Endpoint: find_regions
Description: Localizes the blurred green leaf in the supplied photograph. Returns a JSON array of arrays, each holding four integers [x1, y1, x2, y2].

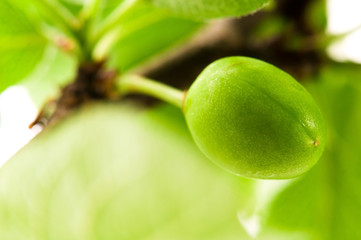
[[0, 0, 46, 92], [59, 0, 84, 17], [307, 0, 327, 33], [21, 44, 77, 107], [0, 1, 40, 36], [106, 5, 202, 72], [149, 0, 269, 20], [0, 103, 259, 239], [252, 15, 286, 40], [101, 0, 125, 20], [0, 46, 46, 93], [259, 64, 361, 239]]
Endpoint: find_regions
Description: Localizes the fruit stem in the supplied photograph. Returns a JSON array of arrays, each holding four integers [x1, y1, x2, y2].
[[90, 0, 140, 52], [117, 74, 184, 108]]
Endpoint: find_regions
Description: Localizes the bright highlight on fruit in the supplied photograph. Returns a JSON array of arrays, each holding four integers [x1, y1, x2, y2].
[[118, 56, 326, 179]]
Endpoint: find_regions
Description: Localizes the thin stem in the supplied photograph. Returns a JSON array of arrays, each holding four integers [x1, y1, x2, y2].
[[49, 0, 80, 28], [90, 0, 140, 48], [92, 10, 165, 60], [79, 0, 103, 41], [33, 0, 80, 30], [329, 22, 361, 39], [93, 28, 122, 60], [117, 74, 185, 109], [321, 22, 361, 50], [40, 23, 83, 59], [31, 0, 84, 59], [18, 3, 82, 59], [79, 0, 101, 25]]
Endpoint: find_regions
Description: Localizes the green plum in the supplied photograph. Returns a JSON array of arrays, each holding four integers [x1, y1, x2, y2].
[[183, 56, 326, 179]]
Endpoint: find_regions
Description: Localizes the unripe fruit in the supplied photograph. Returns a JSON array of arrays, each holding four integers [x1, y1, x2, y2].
[[183, 56, 326, 179]]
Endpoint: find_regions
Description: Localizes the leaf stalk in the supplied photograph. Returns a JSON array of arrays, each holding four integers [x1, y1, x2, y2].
[[117, 74, 185, 108]]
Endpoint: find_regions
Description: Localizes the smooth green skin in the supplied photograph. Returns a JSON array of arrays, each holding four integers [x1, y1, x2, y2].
[[184, 57, 326, 179]]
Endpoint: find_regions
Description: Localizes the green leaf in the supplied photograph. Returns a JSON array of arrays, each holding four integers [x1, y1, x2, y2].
[[259, 64, 361, 239], [0, 1, 39, 35], [59, 0, 84, 17], [0, 46, 46, 93], [100, 0, 125, 20], [0, 104, 258, 239], [106, 5, 202, 72], [0, 0, 46, 92], [21, 44, 77, 107], [149, 0, 270, 20]]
